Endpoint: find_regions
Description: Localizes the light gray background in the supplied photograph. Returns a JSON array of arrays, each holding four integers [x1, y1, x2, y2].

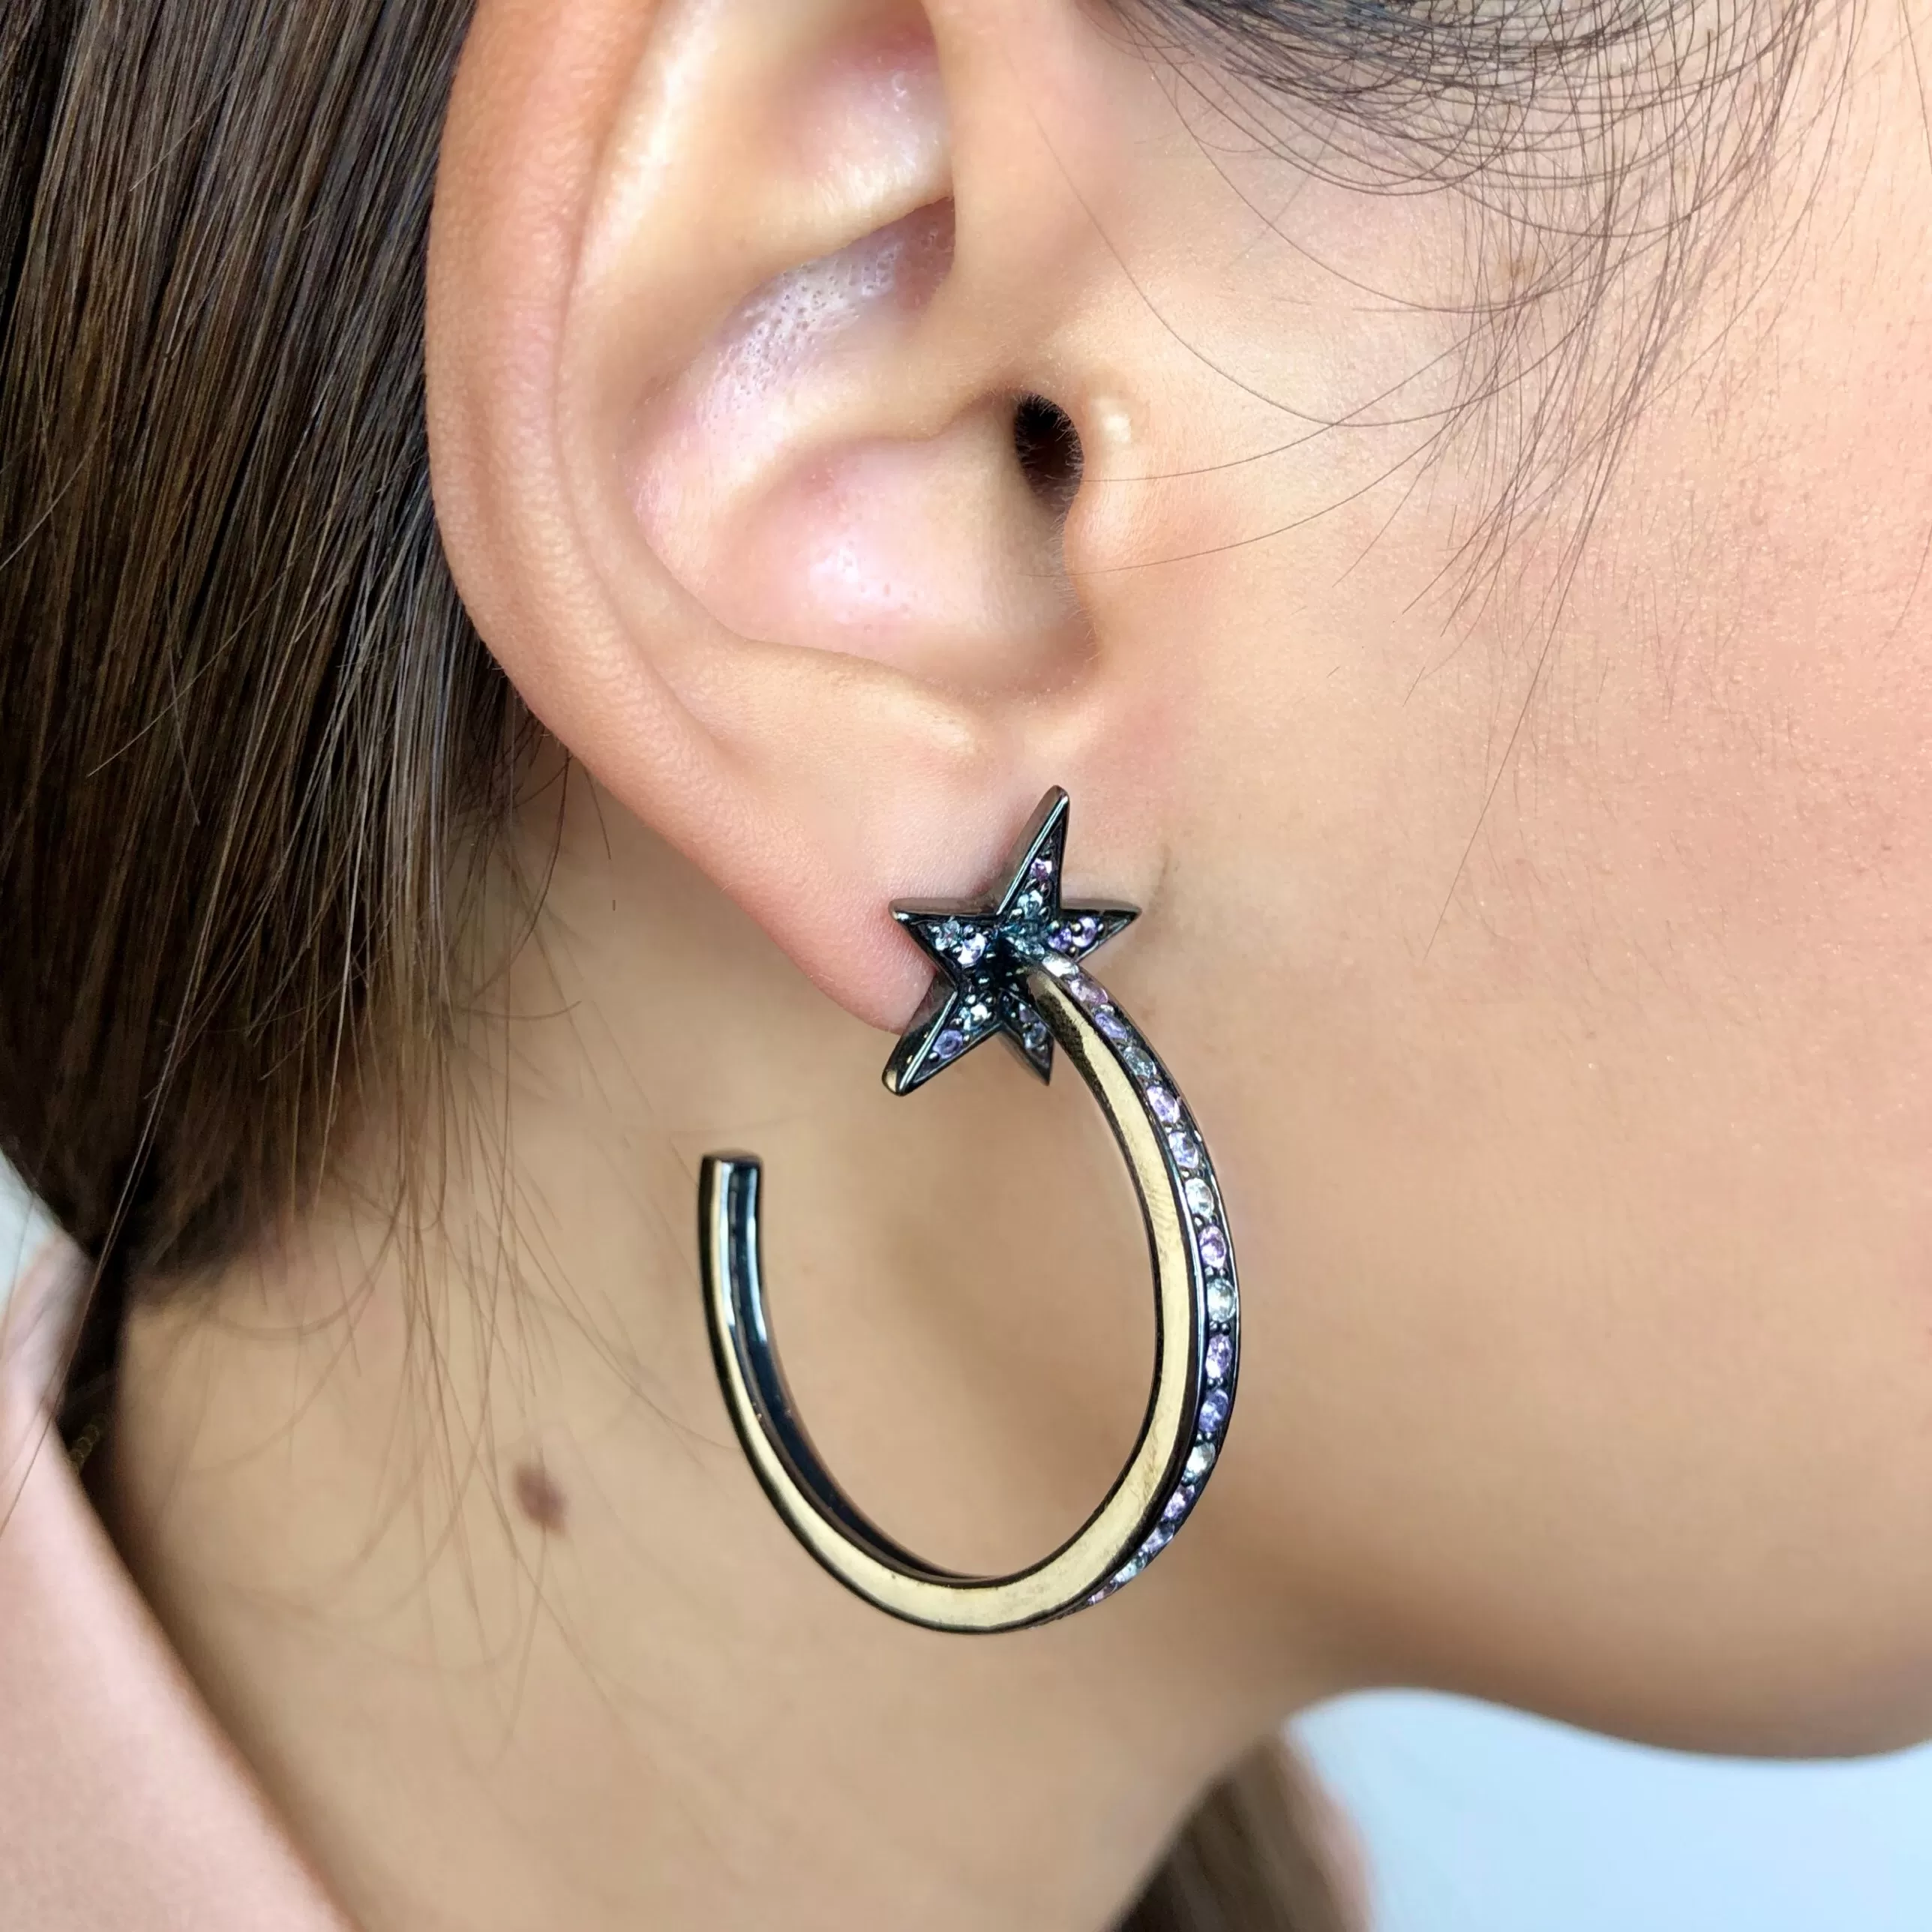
[[1, 1152, 47, 1298], [4, 1154, 1928, 1926], [1294, 1694, 1932, 1930]]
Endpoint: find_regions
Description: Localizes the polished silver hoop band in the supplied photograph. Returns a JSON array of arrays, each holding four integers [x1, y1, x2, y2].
[[699, 790, 1240, 1632]]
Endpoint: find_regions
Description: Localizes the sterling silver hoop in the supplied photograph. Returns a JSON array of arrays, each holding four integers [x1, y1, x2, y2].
[[699, 789, 1240, 1633]]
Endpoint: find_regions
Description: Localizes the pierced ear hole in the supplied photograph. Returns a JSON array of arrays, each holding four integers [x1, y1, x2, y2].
[[1012, 394, 1083, 513]]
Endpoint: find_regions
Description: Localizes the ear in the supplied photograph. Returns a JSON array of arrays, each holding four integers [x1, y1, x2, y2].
[[424, 0, 1186, 1028]]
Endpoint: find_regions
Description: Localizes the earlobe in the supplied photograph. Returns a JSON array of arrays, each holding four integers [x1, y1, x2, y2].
[[427, 0, 1168, 1029]]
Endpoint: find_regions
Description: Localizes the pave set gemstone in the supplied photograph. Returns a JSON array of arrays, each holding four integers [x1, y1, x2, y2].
[[1016, 1010, 1051, 1059], [1054, 968, 1240, 1607]]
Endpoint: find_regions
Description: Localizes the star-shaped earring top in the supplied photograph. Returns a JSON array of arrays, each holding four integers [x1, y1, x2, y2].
[[883, 788, 1139, 1096]]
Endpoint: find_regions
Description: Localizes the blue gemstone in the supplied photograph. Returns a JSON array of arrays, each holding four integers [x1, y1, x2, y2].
[[1205, 1333, 1234, 1384], [1162, 1487, 1193, 1524], [934, 1028, 965, 1061], [1168, 1130, 1201, 1171], [1198, 1390, 1231, 1436], [1198, 1226, 1228, 1270], [1096, 1007, 1131, 1043]]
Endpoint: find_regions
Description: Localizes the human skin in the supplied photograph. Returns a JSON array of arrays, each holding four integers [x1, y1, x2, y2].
[[112, 1, 1932, 1928]]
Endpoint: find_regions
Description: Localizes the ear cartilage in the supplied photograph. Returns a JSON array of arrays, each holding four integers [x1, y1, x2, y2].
[[699, 788, 1240, 1631]]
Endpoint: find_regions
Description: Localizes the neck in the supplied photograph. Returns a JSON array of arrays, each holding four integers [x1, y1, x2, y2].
[[107, 784, 1330, 1932]]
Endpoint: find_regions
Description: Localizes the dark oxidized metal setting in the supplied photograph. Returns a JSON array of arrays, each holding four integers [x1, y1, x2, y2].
[[700, 788, 1240, 1632]]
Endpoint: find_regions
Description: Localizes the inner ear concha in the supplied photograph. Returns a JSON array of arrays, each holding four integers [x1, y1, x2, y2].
[[618, 189, 1088, 693], [1012, 394, 1084, 514]]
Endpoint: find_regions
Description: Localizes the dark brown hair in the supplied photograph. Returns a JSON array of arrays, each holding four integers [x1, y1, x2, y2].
[[0, 2, 1354, 1924]]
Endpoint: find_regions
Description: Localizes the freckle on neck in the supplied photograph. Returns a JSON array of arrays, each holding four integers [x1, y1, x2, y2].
[[513, 1456, 568, 1534]]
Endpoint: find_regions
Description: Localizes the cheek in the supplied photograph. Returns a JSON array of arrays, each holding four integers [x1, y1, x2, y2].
[[1207, 636, 1932, 1750], [1551, 349, 1932, 1181], [1166, 257, 1932, 1751], [1437, 481, 1932, 1744]]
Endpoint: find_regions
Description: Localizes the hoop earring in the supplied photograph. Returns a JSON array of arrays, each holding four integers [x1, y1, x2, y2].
[[699, 789, 1239, 1632]]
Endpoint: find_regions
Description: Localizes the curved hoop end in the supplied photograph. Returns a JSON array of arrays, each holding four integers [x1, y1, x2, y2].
[[698, 1150, 758, 1210]]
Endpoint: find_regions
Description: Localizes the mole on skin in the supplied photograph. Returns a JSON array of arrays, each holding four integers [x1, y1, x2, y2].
[[513, 1457, 568, 1534]]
